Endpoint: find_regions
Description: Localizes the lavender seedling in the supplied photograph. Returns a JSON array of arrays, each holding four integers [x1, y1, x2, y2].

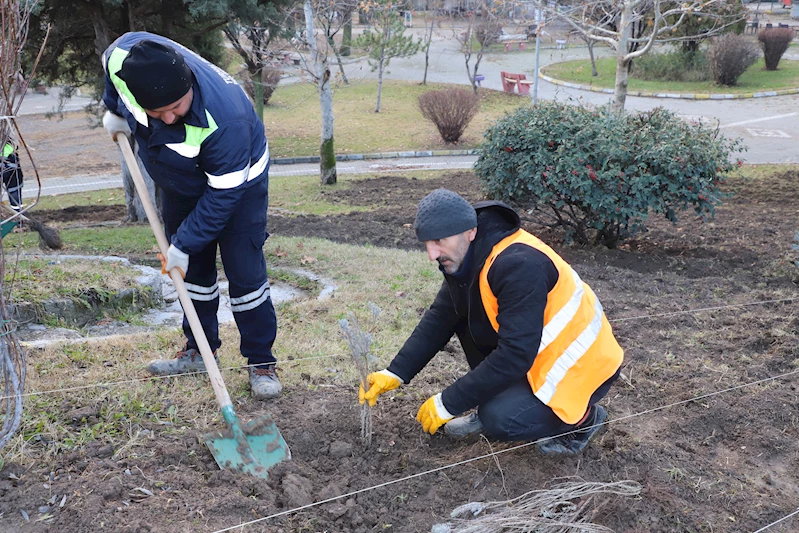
[[340, 303, 381, 447]]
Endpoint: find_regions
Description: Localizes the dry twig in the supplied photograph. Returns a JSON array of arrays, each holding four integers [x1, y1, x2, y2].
[[432, 479, 642, 533]]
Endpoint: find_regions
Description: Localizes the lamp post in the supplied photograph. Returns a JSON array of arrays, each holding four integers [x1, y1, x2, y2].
[[532, 9, 542, 105]]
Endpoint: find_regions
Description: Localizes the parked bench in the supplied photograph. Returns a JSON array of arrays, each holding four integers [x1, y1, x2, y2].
[[501, 71, 533, 95], [556, 39, 567, 49], [503, 40, 528, 52], [474, 74, 485, 87]]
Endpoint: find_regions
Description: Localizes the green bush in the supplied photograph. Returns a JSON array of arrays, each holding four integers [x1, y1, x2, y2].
[[475, 102, 745, 248], [632, 49, 711, 82]]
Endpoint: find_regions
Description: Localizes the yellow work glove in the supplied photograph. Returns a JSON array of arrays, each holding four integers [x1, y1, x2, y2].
[[359, 369, 402, 407], [416, 393, 455, 435]]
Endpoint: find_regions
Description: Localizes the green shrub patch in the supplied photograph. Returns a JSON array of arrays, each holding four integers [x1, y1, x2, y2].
[[475, 102, 745, 248]]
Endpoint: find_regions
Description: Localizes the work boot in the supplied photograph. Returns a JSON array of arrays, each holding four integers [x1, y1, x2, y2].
[[444, 412, 484, 439], [249, 365, 282, 400], [537, 404, 608, 456], [146, 344, 218, 376]]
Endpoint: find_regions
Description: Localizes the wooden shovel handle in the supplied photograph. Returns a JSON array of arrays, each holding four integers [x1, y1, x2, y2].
[[116, 136, 234, 411]]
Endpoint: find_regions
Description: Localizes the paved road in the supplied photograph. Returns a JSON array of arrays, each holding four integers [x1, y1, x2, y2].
[[346, 27, 799, 164]]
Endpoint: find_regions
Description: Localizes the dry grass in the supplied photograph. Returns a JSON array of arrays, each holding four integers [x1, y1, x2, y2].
[[5, 258, 145, 304], [4, 235, 440, 465]]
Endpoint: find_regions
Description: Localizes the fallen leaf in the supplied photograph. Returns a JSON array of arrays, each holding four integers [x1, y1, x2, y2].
[[300, 255, 317, 265], [297, 242, 304, 250], [274, 246, 287, 258]]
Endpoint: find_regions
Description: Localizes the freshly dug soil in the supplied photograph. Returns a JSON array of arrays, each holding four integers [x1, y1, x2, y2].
[[2, 170, 798, 533]]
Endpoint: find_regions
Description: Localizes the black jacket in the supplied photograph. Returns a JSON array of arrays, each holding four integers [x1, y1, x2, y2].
[[387, 201, 560, 415]]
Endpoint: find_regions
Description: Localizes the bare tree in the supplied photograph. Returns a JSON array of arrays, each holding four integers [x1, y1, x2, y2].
[[454, 11, 502, 95], [0, 0, 49, 449], [302, 0, 338, 185], [420, 0, 442, 85], [317, 0, 357, 84], [539, 0, 745, 112]]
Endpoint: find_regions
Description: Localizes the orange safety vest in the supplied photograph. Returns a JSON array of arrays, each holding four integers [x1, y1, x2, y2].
[[479, 229, 624, 424]]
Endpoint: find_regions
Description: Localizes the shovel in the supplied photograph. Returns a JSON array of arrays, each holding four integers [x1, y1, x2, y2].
[[116, 136, 290, 478]]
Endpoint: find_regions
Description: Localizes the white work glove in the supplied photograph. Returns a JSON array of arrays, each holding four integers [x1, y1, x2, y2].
[[158, 244, 189, 279], [103, 110, 131, 141]]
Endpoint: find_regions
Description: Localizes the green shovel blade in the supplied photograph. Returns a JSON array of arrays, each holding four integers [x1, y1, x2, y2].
[[203, 410, 291, 479], [0, 220, 19, 238]]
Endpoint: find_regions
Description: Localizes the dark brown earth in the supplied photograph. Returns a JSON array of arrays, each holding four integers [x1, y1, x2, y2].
[[2, 169, 799, 532]]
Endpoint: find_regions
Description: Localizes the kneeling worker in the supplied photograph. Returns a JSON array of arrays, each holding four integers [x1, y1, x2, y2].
[[360, 189, 623, 454]]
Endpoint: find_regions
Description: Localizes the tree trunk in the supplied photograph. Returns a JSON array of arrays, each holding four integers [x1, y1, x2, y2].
[[375, 56, 384, 113], [422, 14, 435, 85], [253, 67, 265, 121], [612, 3, 632, 113], [342, 15, 352, 57], [587, 40, 598, 77], [121, 139, 160, 223], [88, 4, 112, 57], [305, 0, 337, 185]]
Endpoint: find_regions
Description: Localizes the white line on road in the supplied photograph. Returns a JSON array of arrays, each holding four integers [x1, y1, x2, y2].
[[719, 112, 798, 129]]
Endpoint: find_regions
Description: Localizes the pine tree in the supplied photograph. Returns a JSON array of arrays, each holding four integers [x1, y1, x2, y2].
[[355, 2, 421, 113]]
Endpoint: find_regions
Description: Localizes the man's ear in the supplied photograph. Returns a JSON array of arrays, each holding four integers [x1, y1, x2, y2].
[[467, 227, 477, 242]]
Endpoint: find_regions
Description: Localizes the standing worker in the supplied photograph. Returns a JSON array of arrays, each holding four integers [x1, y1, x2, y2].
[[101, 32, 281, 400], [1, 141, 24, 213], [360, 189, 623, 454]]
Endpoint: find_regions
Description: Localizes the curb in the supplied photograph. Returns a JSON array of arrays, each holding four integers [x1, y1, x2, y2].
[[538, 72, 799, 100], [271, 149, 478, 165]]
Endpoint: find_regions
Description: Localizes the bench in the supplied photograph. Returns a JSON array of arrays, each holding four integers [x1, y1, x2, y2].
[[503, 40, 528, 52], [474, 74, 485, 87], [556, 39, 567, 49], [501, 71, 533, 95]]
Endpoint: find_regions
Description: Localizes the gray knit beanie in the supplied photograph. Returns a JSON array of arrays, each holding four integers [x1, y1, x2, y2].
[[414, 189, 477, 241]]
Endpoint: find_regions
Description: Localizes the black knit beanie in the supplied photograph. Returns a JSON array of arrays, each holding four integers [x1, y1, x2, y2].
[[118, 40, 193, 110], [414, 189, 477, 242]]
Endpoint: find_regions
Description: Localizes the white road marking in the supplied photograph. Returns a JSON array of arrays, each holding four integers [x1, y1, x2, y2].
[[720, 112, 798, 129], [746, 128, 792, 138]]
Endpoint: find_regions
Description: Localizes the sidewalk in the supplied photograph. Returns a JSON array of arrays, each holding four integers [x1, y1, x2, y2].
[[23, 154, 478, 198]]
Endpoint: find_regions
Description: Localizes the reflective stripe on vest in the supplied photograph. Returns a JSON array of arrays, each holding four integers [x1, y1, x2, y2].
[[478, 229, 624, 424], [105, 47, 221, 173]]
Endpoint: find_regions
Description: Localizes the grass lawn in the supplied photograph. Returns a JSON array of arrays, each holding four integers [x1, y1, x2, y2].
[[541, 56, 799, 93], [264, 80, 527, 157], [8, 234, 440, 465]]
